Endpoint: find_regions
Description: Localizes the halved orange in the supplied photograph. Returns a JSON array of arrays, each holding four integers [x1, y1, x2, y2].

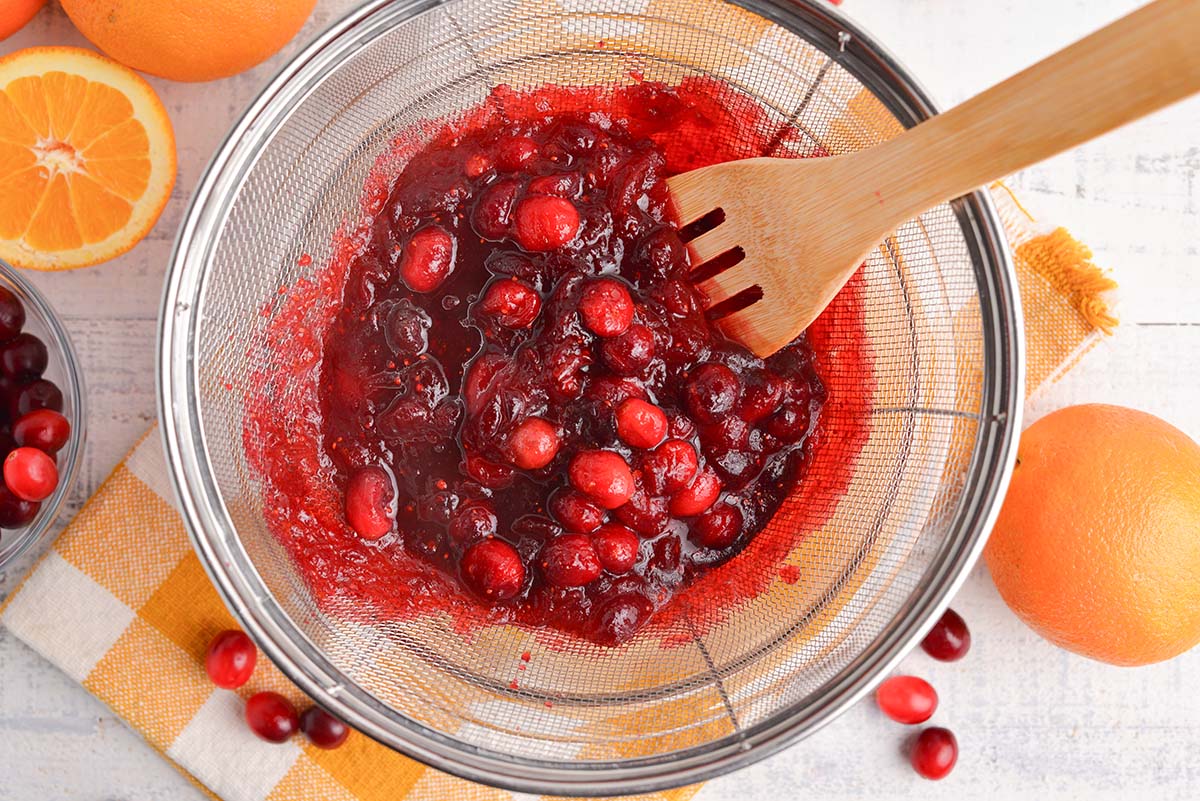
[[0, 47, 176, 270]]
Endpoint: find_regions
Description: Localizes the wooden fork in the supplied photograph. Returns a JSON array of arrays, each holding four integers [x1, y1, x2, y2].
[[667, 0, 1200, 357]]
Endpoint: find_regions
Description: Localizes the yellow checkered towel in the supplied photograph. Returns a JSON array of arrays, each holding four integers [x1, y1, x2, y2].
[[0, 187, 1114, 801]]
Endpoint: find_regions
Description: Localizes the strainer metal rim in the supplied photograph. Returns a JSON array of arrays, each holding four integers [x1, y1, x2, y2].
[[158, 0, 1024, 793]]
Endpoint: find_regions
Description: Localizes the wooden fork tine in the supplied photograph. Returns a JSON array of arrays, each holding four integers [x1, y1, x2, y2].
[[696, 261, 758, 307], [714, 302, 784, 358], [686, 221, 744, 267]]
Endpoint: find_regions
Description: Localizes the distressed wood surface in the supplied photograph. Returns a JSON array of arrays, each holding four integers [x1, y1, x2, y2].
[[1, 1, 1197, 798]]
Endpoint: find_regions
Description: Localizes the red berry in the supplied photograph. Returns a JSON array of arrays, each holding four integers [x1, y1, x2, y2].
[[0, 287, 25, 342], [463, 354, 505, 415], [448, 502, 498, 544], [496, 136, 539, 170], [13, 409, 70, 453], [642, 439, 699, 495], [615, 398, 667, 449], [300, 706, 350, 749], [921, 608, 971, 661], [464, 152, 492, 178], [460, 538, 525, 599], [9, 379, 63, 419], [473, 178, 521, 239], [478, 278, 541, 328], [689, 502, 743, 548], [548, 489, 604, 533], [245, 692, 299, 744], [507, 417, 560, 470], [682, 363, 741, 424], [763, 401, 810, 442], [592, 523, 640, 573], [0, 484, 38, 528], [876, 675, 938, 724], [3, 446, 57, 502], [739, 371, 786, 422], [344, 466, 395, 540], [578, 278, 633, 337], [568, 450, 635, 509], [668, 468, 721, 517], [541, 533, 602, 587], [464, 453, 515, 489], [911, 727, 958, 780], [601, 323, 655, 375], [528, 172, 581, 197], [0, 333, 47, 379], [514, 195, 579, 251], [398, 226, 455, 293], [204, 630, 257, 689]]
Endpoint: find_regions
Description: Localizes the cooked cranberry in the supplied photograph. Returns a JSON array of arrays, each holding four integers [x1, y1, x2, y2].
[[464, 453, 515, 489], [546, 337, 591, 401], [464, 152, 492, 178], [668, 468, 721, 517], [615, 398, 667, 449], [478, 278, 541, 329], [4, 447, 57, 502], [631, 226, 687, 281], [642, 439, 699, 495], [541, 533, 602, 587], [739, 371, 786, 422], [586, 593, 653, 646], [921, 608, 971, 661], [700, 417, 750, 452], [911, 727, 958, 780], [601, 323, 654, 375], [245, 692, 299, 744], [568, 450, 634, 509], [0, 288, 24, 342], [13, 409, 70, 453], [397, 226, 456, 293], [682, 363, 741, 424], [763, 402, 810, 442], [689, 502, 742, 548], [650, 533, 682, 573], [528, 172, 582, 198], [585, 375, 646, 409], [578, 278, 634, 337], [204, 630, 257, 689], [448, 502, 498, 543], [0, 484, 37, 527], [497, 136, 539, 170], [344, 466, 395, 540], [461, 538, 525, 599], [513, 195, 580, 251], [384, 300, 431, 357], [300, 706, 350, 749], [548, 489, 604, 533], [592, 523, 640, 573], [507, 417, 560, 470], [463, 354, 504, 414], [613, 478, 670, 536], [876, 675, 938, 724], [9, 379, 62, 419], [473, 178, 521, 239]]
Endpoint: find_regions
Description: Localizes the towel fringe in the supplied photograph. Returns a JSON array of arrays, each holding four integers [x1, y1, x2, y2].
[[1017, 228, 1119, 334]]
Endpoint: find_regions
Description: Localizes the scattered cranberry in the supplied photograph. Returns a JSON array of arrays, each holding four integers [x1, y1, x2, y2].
[[690, 502, 743, 548], [204, 630, 257, 689], [601, 323, 654, 374], [398, 226, 456, 293], [300, 706, 350, 749], [683, 363, 741, 424], [507, 417, 560, 470], [473, 178, 521, 239], [10, 378, 63, 419], [541, 533, 602, 587], [245, 692, 299, 744], [478, 278, 542, 328], [615, 398, 667, 449], [0, 485, 38, 527], [568, 450, 635, 509], [496, 136, 539, 170], [764, 402, 809, 443], [876, 675, 938, 724], [668, 468, 721, 517], [513, 195, 579, 251], [4, 447, 57, 502], [911, 727, 958, 780], [0, 288, 25, 341], [13, 409, 70, 453], [642, 439, 700, 495], [921, 608, 971, 661], [448, 502, 498, 544], [344, 466, 395, 540], [578, 278, 634, 337], [592, 523, 640, 574], [0, 333, 47, 379], [548, 489, 604, 533], [461, 538, 525, 599]]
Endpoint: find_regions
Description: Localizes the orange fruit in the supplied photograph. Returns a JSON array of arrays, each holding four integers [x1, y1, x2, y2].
[[986, 404, 1200, 666], [60, 0, 316, 83], [0, 47, 176, 270], [0, 0, 46, 41]]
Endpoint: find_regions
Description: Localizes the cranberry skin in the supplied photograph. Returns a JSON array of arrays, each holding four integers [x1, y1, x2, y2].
[[204, 630, 257, 689], [0, 333, 47, 379], [464, 453, 515, 489], [739, 371, 786, 422], [763, 402, 810, 443], [592, 523, 640, 574], [473, 178, 521, 239], [245, 692, 299, 744], [0, 288, 25, 342], [464, 152, 492, 178], [690, 502, 743, 548], [344, 466, 395, 540], [397, 226, 456, 293], [631, 226, 687, 281], [478, 278, 542, 329], [13, 409, 70, 453], [0, 484, 38, 527], [9, 379, 63, 419], [911, 727, 958, 780], [568, 450, 635, 509], [668, 468, 721, 517], [448, 503, 498, 544], [541, 533, 602, 587], [463, 354, 505, 415], [300, 706, 350, 749], [601, 324, 654, 375], [384, 300, 430, 357], [528, 172, 582, 198], [586, 593, 653, 646], [4, 447, 57, 502], [513, 195, 580, 251], [548, 489, 604, 533], [922, 608, 971, 661], [460, 538, 525, 599], [615, 398, 667, 449], [578, 278, 634, 337], [642, 439, 699, 495], [876, 676, 938, 724], [507, 417, 560, 470], [682, 363, 741, 425]]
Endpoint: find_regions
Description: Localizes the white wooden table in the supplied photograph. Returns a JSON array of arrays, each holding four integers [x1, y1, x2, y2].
[[2, 1, 1198, 798]]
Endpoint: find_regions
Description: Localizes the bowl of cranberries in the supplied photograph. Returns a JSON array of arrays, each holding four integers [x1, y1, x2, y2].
[[0, 261, 84, 569]]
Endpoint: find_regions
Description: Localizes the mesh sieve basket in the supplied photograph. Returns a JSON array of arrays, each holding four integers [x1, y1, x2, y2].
[[159, 0, 1023, 794]]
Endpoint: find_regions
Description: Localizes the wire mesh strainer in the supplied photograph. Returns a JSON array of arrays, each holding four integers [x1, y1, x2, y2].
[[159, 0, 1022, 793]]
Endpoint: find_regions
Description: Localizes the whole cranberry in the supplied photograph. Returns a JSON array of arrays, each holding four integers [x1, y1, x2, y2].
[[739, 371, 786, 422], [548, 488, 604, 533], [586, 593, 653, 646], [578, 278, 634, 337], [344, 466, 395, 540], [642, 439, 699, 495], [592, 523, 640, 574], [541, 533, 602, 587], [478, 278, 542, 329], [0, 484, 38, 528], [397, 226, 456, 293], [876, 675, 938, 724], [631, 226, 687, 281], [0, 288, 25, 342], [568, 450, 635, 509], [615, 398, 667, 449], [9, 379, 63, 419], [507, 416, 560, 470], [496, 136, 539, 170], [921, 608, 971, 661], [601, 324, 655, 375], [668, 468, 722, 517], [4, 447, 57, 502], [689, 502, 743, 548], [0, 333, 47, 380], [682, 363, 741, 424], [763, 402, 810, 443], [13, 409, 70, 453], [460, 538, 525, 599], [448, 502, 498, 544], [473, 178, 521, 239], [513, 195, 580, 251], [245, 692, 299, 744], [613, 478, 670, 536], [300, 706, 350, 749], [911, 727, 958, 780], [204, 630, 257, 689]]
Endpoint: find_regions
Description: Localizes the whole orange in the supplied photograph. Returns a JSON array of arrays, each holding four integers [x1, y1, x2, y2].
[[986, 404, 1200, 666], [0, 0, 46, 41], [59, 0, 316, 82]]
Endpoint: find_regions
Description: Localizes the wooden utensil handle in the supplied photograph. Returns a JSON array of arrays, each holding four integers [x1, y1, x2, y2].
[[864, 0, 1200, 221]]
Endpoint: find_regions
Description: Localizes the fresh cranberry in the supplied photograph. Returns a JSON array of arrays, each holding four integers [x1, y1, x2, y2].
[[473, 178, 521, 239], [0, 485, 38, 527], [568, 450, 635, 509], [548, 489, 604, 533], [478, 278, 541, 328], [682, 363, 741, 424], [507, 417, 560, 470], [763, 402, 810, 443], [12, 409, 70, 453], [876, 676, 938, 724], [922, 608, 971, 661], [541, 533, 602, 587], [0, 333, 47, 379], [496, 136, 539, 170], [3, 447, 57, 502], [578, 278, 633, 337], [615, 398, 667, 449], [9, 379, 62, 420], [592, 523, 640, 573], [668, 468, 721, 517], [300, 706, 350, 749], [911, 727, 958, 780], [528, 172, 582, 198], [448, 502, 498, 543], [0, 288, 25, 342], [739, 371, 786, 422], [344, 466, 395, 540], [642, 439, 699, 495], [397, 226, 455, 293], [245, 692, 299, 744], [513, 195, 580, 251], [460, 538, 525, 599], [689, 502, 743, 548], [204, 630, 257, 689], [601, 324, 654, 375]]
